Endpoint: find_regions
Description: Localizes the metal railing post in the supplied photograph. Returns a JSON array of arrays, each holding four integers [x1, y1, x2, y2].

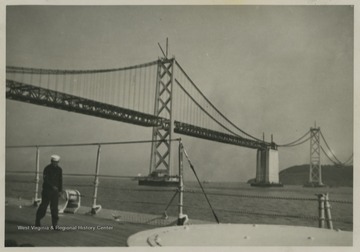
[[33, 146, 41, 206], [324, 193, 333, 230], [316, 193, 325, 228], [91, 144, 102, 214]]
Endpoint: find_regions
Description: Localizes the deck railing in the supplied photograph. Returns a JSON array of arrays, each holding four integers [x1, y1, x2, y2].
[[5, 140, 353, 231]]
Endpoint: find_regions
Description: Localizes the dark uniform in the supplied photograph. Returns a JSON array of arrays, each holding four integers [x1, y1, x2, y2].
[[35, 157, 63, 229]]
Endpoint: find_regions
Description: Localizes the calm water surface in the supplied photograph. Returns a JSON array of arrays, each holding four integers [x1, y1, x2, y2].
[[5, 174, 353, 231]]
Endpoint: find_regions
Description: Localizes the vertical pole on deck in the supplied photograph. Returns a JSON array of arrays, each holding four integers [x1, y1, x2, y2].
[[316, 194, 325, 228], [177, 140, 188, 225], [178, 141, 184, 218], [324, 193, 333, 230], [33, 146, 41, 206], [91, 144, 102, 214]]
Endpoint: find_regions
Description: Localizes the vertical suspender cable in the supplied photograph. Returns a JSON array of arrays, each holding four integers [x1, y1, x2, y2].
[[142, 66, 147, 113], [108, 72, 112, 104], [81, 73, 84, 99], [131, 69, 135, 110], [121, 69, 125, 107], [38, 69, 42, 97], [94, 73, 98, 101], [86, 73, 91, 100], [109, 71, 112, 105], [69, 72, 73, 96], [105, 72, 109, 104], [46, 71, 50, 90], [182, 76, 186, 123], [38, 69, 42, 88], [127, 69, 131, 109], [140, 67, 144, 111], [102, 72, 106, 104], [99, 73, 103, 103], [99, 72, 102, 102], [120, 70, 124, 107], [29, 69, 33, 89], [89, 73, 94, 100], [78, 73, 82, 98], [110, 71, 114, 105], [62, 72, 66, 94], [139, 67, 143, 112], [187, 87, 191, 124], [197, 91, 200, 127], [55, 71, 58, 95], [97, 73, 101, 102], [145, 66, 150, 113], [97, 73, 101, 103], [20, 67, 25, 86]]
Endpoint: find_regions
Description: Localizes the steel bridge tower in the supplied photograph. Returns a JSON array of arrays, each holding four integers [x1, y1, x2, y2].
[[307, 127, 324, 187], [149, 58, 175, 176]]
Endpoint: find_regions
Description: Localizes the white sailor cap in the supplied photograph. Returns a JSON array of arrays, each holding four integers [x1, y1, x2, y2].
[[51, 155, 60, 162]]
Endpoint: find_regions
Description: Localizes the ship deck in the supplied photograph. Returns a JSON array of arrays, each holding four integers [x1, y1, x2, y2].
[[4, 198, 163, 247], [4, 197, 353, 247]]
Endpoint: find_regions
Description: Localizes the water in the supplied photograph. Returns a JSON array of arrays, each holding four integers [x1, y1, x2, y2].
[[5, 174, 353, 231]]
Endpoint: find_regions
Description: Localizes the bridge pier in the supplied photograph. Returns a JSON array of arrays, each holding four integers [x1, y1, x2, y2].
[[252, 148, 283, 187]]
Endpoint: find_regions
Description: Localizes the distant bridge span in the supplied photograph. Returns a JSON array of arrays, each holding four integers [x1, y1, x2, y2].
[[5, 57, 295, 187]]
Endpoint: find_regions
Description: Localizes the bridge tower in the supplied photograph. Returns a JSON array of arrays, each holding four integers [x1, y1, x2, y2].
[[253, 147, 281, 187], [149, 57, 175, 176], [306, 127, 324, 187]]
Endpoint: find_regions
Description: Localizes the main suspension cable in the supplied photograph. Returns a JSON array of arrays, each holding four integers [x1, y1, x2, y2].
[[278, 135, 311, 148], [175, 79, 242, 138], [277, 130, 310, 147], [342, 153, 353, 166], [6, 60, 158, 75], [175, 60, 262, 142], [6, 138, 182, 149], [320, 131, 343, 164], [320, 145, 339, 165]]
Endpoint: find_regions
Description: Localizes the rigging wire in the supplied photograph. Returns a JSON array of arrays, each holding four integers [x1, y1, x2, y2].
[[182, 143, 220, 224], [175, 60, 262, 142]]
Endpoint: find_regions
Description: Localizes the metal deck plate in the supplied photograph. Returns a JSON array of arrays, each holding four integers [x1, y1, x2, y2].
[[127, 224, 352, 246]]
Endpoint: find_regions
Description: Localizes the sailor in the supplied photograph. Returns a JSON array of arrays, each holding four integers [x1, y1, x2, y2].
[[35, 154, 63, 230]]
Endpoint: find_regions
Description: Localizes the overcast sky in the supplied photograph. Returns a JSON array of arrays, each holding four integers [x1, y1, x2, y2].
[[4, 4, 354, 182]]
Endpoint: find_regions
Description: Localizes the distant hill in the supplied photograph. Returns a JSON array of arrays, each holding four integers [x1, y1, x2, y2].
[[279, 164, 353, 187]]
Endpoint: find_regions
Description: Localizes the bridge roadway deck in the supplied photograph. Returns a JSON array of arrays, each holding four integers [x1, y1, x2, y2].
[[4, 197, 210, 247]]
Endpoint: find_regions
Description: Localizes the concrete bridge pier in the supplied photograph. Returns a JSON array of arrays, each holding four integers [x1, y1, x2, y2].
[[252, 148, 283, 187]]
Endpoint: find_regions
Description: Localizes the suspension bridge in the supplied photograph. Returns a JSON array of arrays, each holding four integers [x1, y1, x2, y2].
[[5, 55, 353, 187]]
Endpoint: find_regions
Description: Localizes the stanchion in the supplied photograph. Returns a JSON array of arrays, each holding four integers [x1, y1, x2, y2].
[[33, 147, 41, 206], [316, 194, 325, 228], [177, 141, 188, 225], [324, 193, 333, 230], [91, 145, 102, 214]]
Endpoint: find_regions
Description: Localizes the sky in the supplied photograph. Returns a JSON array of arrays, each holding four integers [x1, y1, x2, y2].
[[3, 3, 355, 182]]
